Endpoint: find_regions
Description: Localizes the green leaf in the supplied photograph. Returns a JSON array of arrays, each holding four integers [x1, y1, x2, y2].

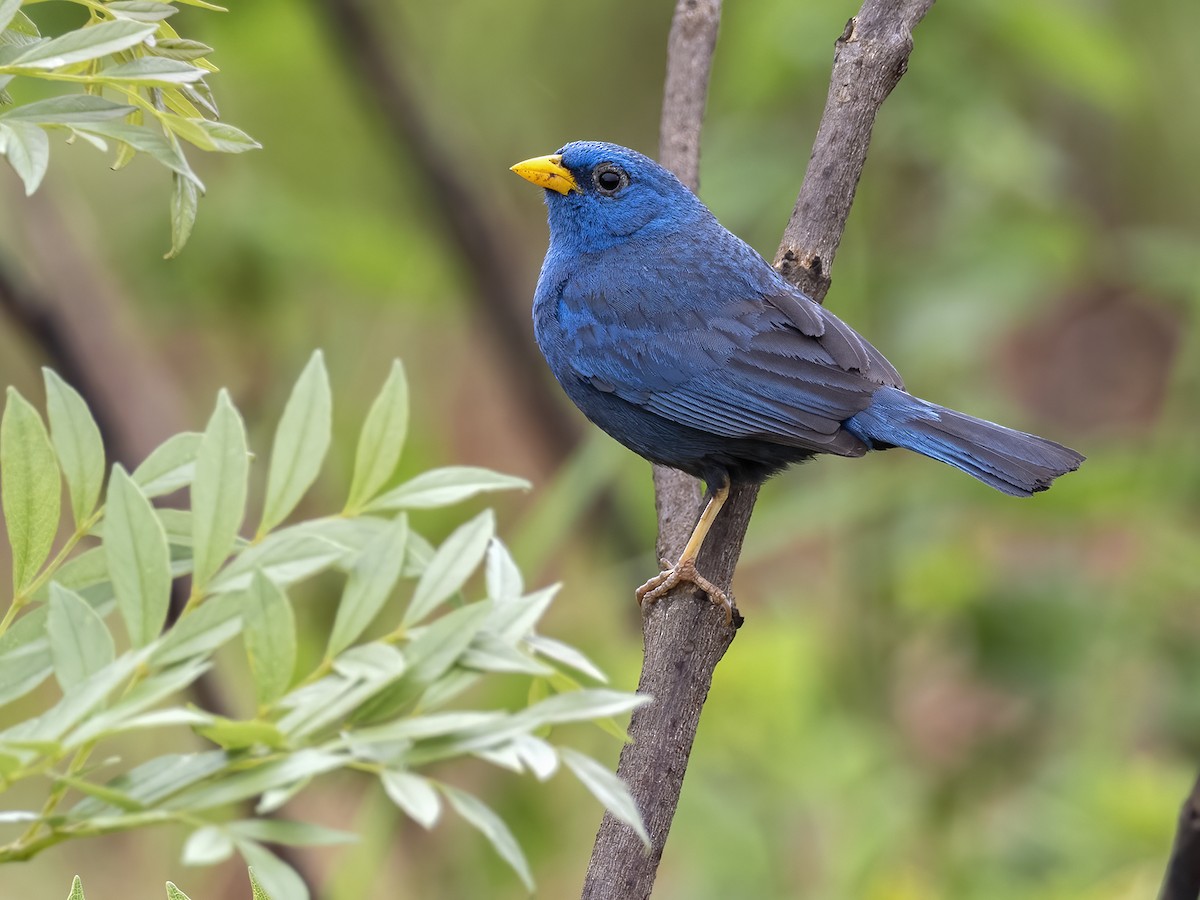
[[166, 170, 198, 259], [327, 514, 408, 656], [10, 20, 156, 68], [72, 121, 202, 189], [0, 0, 22, 34], [560, 747, 649, 846], [173, 117, 261, 154], [526, 634, 607, 683], [226, 819, 356, 847], [105, 465, 170, 646], [0, 119, 48, 194], [151, 38, 214, 62], [163, 749, 347, 811], [106, 1, 178, 22], [345, 360, 407, 512], [520, 688, 650, 729], [258, 351, 331, 535], [381, 770, 441, 829], [43, 369, 105, 527], [132, 432, 203, 497], [485, 538, 523, 603], [0, 96, 134, 125], [46, 583, 114, 691], [367, 466, 530, 512], [151, 589, 241, 664], [241, 846, 303, 900], [165, 883, 193, 900], [69, 751, 227, 818], [208, 528, 349, 594], [195, 716, 286, 751], [67, 875, 85, 900], [0, 606, 53, 705], [403, 510, 493, 626], [440, 783, 533, 890], [190, 390, 248, 591], [242, 571, 295, 707], [1, 386, 61, 593], [96, 57, 206, 86], [181, 825, 234, 866]]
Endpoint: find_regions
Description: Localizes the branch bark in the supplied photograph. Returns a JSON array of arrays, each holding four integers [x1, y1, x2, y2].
[[1159, 772, 1200, 900], [581, 2, 934, 898]]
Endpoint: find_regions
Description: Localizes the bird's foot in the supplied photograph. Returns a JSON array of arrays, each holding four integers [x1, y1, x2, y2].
[[635, 557, 732, 624]]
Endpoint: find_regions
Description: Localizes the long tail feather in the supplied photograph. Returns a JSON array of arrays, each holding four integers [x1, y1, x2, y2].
[[844, 387, 1084, 497]]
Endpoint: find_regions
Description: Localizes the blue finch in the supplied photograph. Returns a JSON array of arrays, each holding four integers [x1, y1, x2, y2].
[[512, 141, 1083, 614]]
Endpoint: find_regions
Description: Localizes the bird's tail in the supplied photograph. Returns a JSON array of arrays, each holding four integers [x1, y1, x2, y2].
[[844, 386, 1084, 497]]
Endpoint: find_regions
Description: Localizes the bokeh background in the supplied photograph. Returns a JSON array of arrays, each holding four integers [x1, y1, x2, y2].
[[2, 0, 1200, 897]]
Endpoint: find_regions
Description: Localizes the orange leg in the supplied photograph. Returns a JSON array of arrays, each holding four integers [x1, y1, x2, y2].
[[635, 483, 732, 621]]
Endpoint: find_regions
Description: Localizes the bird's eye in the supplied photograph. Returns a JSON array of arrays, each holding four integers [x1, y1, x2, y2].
[[594, 165, 628, 194]]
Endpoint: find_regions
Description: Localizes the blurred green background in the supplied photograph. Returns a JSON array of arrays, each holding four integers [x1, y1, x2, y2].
[[2, 0, 1199, 897]]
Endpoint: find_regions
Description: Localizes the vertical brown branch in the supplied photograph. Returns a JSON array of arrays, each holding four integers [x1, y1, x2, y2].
[[581, 2, 934, 898], [1159, 772, 1200, 900]]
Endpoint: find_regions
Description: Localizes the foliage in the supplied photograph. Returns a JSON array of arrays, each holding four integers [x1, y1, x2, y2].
[[66, 868, 273, 900], [0, 0, 258, 256], [0, 355, 648, 898]]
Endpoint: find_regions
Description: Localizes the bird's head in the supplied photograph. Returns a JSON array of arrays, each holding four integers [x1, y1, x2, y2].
[[510, 141, 702, 254]]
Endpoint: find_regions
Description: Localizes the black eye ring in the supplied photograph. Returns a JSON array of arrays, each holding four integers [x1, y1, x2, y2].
[[593, 164, 628, 195]]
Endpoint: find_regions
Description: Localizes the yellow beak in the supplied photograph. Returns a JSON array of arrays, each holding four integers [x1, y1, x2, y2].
[[510, 154, 579, 195]]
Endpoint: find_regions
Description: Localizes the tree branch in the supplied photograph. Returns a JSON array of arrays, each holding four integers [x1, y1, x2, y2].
[[1159, 771, 1200, 900], [581, 2, 934, 898]]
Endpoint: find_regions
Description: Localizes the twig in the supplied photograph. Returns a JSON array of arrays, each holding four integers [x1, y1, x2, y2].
[[581, 2, 934, 898], [1160, 771, 1200, 900]]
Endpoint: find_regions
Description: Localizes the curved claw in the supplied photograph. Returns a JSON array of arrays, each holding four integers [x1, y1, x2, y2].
[[635, 557, 732, 624]]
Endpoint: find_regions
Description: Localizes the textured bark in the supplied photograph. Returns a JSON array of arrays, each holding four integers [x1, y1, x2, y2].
[[774, 0, 936, 303], [1159, 772, 1200, 900], [581, 2, 935, 898]]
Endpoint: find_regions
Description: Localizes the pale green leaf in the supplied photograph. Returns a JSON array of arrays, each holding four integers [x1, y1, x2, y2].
[[242, 571, 295, 707], [43, 369, 105, 527], [526, 634, 607, 682], [239, 844, 306, 900], [485, 538, 523, 603], [345, 360, 407, 512], [163, 749, 347, 811], [0, 95, 133, 124], [181, 825, 234, 866], [150, 38, 214, 62], [1, 386, 61, 592], [327, 514, 408, 656], [10, 20, 156, 68], [0, 119, 48, 194], [560, 747, 649, 846], [0, 0, 22, 34], [367, 466, 531, 512], [106, 1, 178, 22], [520, 688, 650, 729], [0, 606, 52, 705], [403, 509, 493, 626], [165, 171, 198, 259], [67, 875, 85, 900], [208, 529, 349, 594], [105, 465, 170, 646], [190, 390, 248, 590], [381, 770, 441, 828], [226, 819, 356, 847], [46, 583, 114, 690], [165, 883, 192, 900], [97, 57, 206, 86], [258, 351, 331, 534], [132, 431, 203, 497], [173, 117, 261, 154], [441, 784, 533, 890], [72, 121, 202, 189]]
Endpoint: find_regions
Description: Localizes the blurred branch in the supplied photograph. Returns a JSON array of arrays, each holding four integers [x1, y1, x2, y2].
[[313, 0, 581, 467], [581, 2, 934, 898], [1159, 772, 1200, 900]]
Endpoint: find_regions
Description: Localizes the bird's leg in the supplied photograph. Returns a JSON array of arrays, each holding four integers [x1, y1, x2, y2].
[[636, 482, 732, 621]]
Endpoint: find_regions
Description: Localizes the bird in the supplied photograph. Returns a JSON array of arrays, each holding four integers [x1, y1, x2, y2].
[[511, 141, 1083, 619]]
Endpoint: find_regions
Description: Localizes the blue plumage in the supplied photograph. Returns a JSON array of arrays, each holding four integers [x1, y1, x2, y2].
[[514, 141, 1083, 499]]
